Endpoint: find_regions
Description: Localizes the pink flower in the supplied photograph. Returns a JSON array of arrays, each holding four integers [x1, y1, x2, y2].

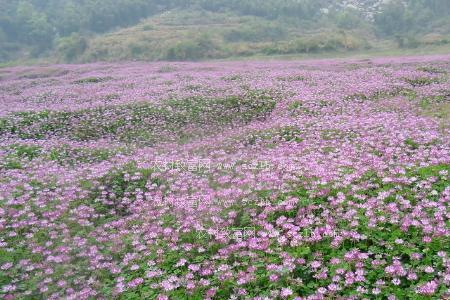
[[330, 258, 341, 265], [407, 273, 418, 281], [199, 279, 210, 286], [416, 281, 438, 295], [186, 281, 195, 290], [310, 260, 321, 269], [280, 288, 293, 298], [161, 280, 175, 291], [175, 259, 187, 267], [146, 270, 161, 278], [188, 264, 200, 272], [1, 263, 13, 270], [422, 236, 432, 243], [437, 251, 447, 258], [128, 278, 144, 288], [114, 282, 125, 294], [57, 280, 66, 287], [206, 288, 217, 297], [328, 283, 340, 292], [2, 285, 16, 292], [411, 253, 422, 260], [269, 274, 279, 282]]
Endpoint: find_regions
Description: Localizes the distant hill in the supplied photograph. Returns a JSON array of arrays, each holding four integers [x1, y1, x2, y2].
[[79, 10, 372, 62], [0, 0, 449, 63]]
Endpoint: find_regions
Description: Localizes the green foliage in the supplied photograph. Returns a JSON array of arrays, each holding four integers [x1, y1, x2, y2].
[[9, 144, 41, 160], [14, 1, 54, 53], [263, 32, 368, 55], [375, 1, 409, 36], [278, 126, 303, 142], [224, 23, 286, 42], [335, 8, 364, 30], [239, 125, 303, 147], [166, 34, 219, 61], [404, 77, 441, 87], [56, 33, 87, 62], [0, 144, 41, 170], [375, 0, 449, 39], [73, 76, 113, 84], [288, 101, 316, 116], [404, 138, 420, 150], [395, 34, 420, 48], [417, 66, 447, 74], [48, 145, 127, 166]]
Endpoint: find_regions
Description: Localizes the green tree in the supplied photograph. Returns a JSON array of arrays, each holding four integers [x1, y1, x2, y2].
[[335, 9, 363, 30], [375, 2, 407, 36], [58, 2, 83, 36], [166, 34, 217, 61], [15, 1, 54, 53], [56, 33, 87, 62]]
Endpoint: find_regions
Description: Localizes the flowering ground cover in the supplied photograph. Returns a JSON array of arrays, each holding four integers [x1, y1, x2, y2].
[[0, 55, 449, 299]]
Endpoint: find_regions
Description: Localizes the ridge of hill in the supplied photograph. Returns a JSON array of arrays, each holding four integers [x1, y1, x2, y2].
[[78, 10, 373, 63]]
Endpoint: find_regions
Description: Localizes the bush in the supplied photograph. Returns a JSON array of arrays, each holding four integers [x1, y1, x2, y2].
[[166, 40, 200, 61], [263, 32, 367, 55], [395, 35, 420, 48], [224, 23, 286, 42], [141, 24, 154, 31], [56, 33, 87, 62], [335, 9, 363, 30], [165, 34, 219, 61], [129, 43, 145, 56], [73, 76, 113, 84]]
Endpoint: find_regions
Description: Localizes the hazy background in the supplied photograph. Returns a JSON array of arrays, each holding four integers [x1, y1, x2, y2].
[[0, 0, 449, 64]]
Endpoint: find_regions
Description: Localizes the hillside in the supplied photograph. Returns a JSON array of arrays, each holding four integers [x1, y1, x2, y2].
[[79, 10, 373, 62], [1, 0, 450, 63]]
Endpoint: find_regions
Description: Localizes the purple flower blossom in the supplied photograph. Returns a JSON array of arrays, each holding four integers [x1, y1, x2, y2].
[[416, 281, 438, 295], [1, 55, 449, 299], [280, 287, 293, 298]]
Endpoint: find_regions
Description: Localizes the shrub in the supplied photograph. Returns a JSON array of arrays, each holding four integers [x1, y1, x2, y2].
[[165, 34, 221, 61], [404, 77, 440, 87], [56, 33, 87, 62], [262, 32, 367, 55], [395, 34, 420, 48], [73, 76, 113, 84], [224, 23, 286, 42]]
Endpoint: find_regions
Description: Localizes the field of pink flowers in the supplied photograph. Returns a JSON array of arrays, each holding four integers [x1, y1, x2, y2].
[[0, 55, 449, 299]]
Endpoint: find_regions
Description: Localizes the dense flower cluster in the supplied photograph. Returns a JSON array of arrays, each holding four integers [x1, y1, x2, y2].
[[0, 55, 449, 299]]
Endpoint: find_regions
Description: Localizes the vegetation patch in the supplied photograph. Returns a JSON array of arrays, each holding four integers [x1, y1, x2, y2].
[[0, 90, 277, 144], [73, 76, 113, 84], [404, 77, 441, 87]]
